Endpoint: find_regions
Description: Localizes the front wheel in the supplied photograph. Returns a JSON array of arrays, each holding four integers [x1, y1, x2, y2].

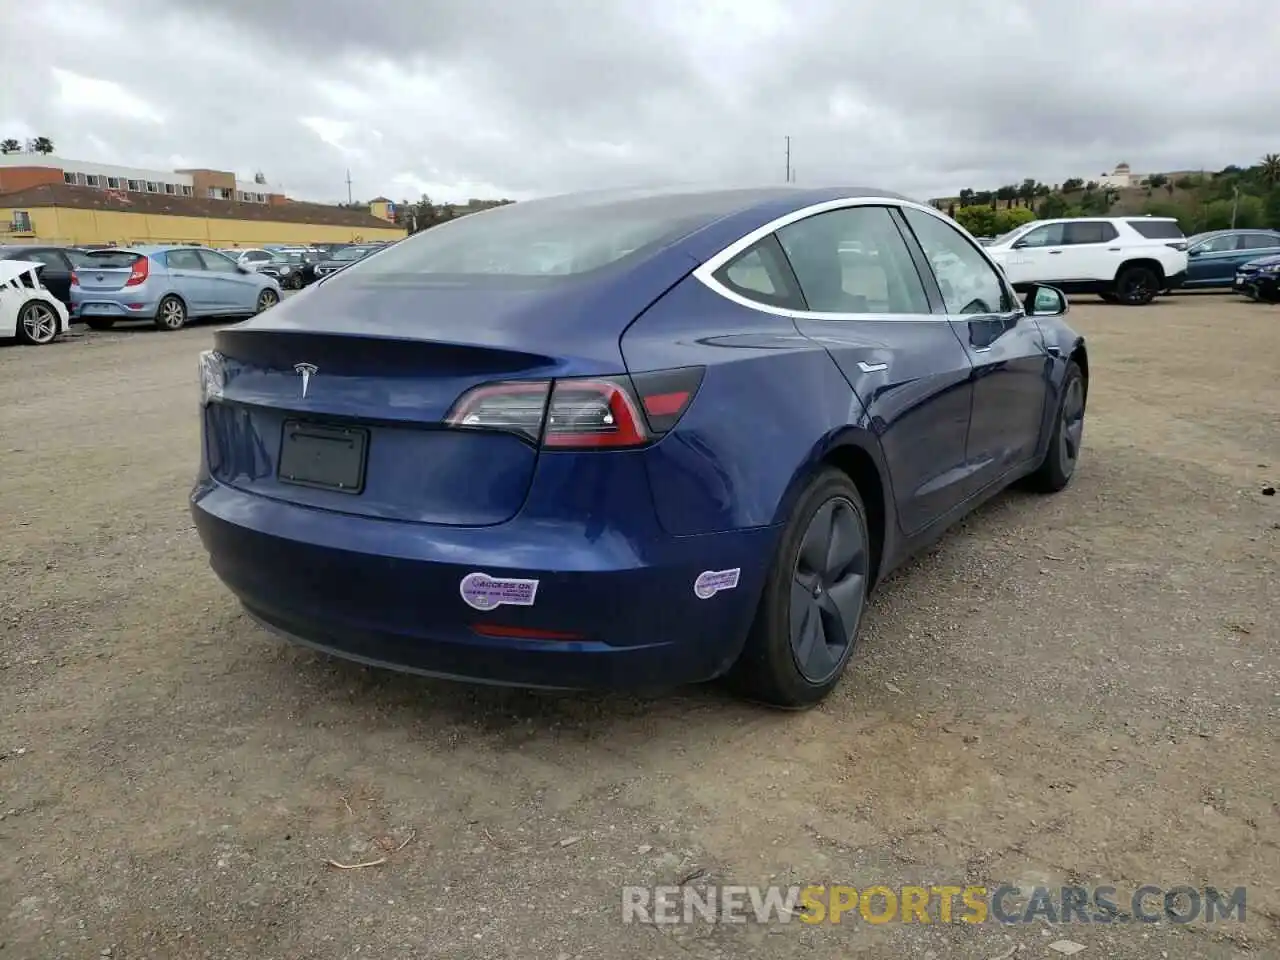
[[1026, 360, 1085, 493], [1115, 266, 1159, 305], [728, 468, 871, 709], [16, 301, 60, 345], [154, 295, 187, 331], [256, 288, 280, 313]]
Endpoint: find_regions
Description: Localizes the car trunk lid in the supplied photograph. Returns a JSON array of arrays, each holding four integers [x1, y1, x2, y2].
[[204, 258, 693, 525]]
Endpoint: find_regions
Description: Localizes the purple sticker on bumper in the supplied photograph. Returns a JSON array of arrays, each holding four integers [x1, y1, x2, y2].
[[459, 572, 540, 611], [693, 568, 741, 600]]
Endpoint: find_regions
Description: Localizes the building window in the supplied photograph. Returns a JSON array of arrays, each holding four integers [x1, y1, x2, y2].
[[256, 193, 266, 203], [11, 211, 32, 232], [208, 187, 219, 199], [76, 172, 88, 185], [164, 183, 176, 195], [220, 188, 232, 200], [128, 179, 142, 191], [63, 172, 76, 185], [86, 174, 101, 187], [181, 185, 193, 196], [146, 181, 158, 192], [107, 177, 121, 189]]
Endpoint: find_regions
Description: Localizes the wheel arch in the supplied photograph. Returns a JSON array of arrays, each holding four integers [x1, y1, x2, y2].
[[773, 427, 893, 589], [1115, 257, 1165, 284]]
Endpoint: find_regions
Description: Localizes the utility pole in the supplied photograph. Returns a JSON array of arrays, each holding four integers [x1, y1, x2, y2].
[[1230, 184, 1240, 228], [345, 169, 353, 206], [785, 136, 792, 183]]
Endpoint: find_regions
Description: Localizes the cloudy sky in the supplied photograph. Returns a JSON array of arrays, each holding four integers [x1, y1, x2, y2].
[[1, 0, 1276, 205]]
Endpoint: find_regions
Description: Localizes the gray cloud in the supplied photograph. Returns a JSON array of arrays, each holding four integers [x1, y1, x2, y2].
[[2, 0, 1276, 205]]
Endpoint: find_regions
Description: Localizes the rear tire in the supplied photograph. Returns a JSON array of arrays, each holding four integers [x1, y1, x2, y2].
[[85, 318, 115, 330], [728, 468, 871, 709], [15, 301, 60, 345], [1114, 265, 1159, 305], [1026, 361, 1085, 493], [154, 295, 187, 331]]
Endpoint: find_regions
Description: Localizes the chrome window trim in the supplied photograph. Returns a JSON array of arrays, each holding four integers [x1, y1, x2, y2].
[[692, 195, 1018, 321]]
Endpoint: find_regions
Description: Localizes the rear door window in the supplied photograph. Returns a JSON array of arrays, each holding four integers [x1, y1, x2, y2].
[[1241, 233, 1280, 250], [198, 250, 241, 272], [776, 205, 931, 314], [1063, 221, 1119, 245], [166, 249, 205, 270]]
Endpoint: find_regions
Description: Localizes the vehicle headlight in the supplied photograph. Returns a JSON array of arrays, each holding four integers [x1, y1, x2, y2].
[[1259, 263, 1280, 274], [199, 350, 226, 406], [279, 266, 292, 275]]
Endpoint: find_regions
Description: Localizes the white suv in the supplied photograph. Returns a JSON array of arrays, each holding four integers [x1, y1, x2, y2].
[[984, 217, 1189, 305]]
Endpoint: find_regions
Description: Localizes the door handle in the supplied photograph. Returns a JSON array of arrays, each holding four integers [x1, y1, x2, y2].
[[1107, 247, 1121, 251], [1048, 250, 1063, 255]]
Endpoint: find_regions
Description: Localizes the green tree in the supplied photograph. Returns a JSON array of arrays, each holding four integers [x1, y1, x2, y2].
[[1018, 178, 1037, 207], [1260, 154, 1280, 188], [1037, 194, 1069, 219], [0, 138, 20, 154], [31, 136, 54, 154], [1061, 178, 1084, 192], [996, 185, 1017, 209], [1147, 173, 1168, 189]]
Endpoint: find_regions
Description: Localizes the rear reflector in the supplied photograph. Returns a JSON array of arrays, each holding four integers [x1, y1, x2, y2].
[[471, 623, 587, 641], [445, 366, 704, 450], [70, 271, 80, 287]]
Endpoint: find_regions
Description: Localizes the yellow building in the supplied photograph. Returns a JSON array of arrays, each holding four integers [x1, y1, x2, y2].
[[0, 157, 404, 247]]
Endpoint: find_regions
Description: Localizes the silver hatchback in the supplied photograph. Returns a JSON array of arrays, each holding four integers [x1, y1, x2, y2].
[[71, 246, 282, 331]]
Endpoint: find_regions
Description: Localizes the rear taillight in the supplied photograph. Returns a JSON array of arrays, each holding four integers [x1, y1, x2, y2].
[[1166, 242, 1188, 251], [125, 257, 149, 287], [70, 271, 79, 287], [444, 367, 704, 450]]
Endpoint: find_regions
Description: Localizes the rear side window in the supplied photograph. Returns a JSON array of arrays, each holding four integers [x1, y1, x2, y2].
[[1241, 233, 1280, 250], [776, 206, 930, 314], [713, 236, 804, 310], [84, 251, 142, 269], [1127, 219, 1184, 239], [1064, 221, 1118, 244]]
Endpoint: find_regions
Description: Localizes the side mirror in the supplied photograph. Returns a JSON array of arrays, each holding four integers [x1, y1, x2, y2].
[[1187, 248, 1202, 258], [236, 264, 249, 274], [1023, 283, 1067, 317], [1010, 239, 1027, 250]]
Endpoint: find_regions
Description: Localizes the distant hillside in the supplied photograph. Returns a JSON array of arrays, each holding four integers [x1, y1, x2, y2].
[[931, 157, 1280, 236]]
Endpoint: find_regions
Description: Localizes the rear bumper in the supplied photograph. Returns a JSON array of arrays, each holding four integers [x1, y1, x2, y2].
[[191, 479, 779, 690], [71, 297, 159, 319]]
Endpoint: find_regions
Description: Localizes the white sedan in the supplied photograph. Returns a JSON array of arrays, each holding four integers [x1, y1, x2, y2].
[[0, 260, 71, 345]]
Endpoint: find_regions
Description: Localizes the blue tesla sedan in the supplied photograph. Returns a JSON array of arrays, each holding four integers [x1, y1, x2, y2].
[[191, 186, 1087, 708]]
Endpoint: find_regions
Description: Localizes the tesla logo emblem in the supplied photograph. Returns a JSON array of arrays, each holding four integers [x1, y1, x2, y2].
[[294, 362, 318, 398]]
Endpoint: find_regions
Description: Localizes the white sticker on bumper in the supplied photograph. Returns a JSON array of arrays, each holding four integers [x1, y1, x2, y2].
[[459, 572, 540, 611]]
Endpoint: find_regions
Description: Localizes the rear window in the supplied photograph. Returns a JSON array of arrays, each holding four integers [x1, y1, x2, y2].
[[84, 250, 142, 268], [1126, 219, 1184, 239], [336, 189, 780, 282]]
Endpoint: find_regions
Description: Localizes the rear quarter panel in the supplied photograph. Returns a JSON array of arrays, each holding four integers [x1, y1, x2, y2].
[[621, 276, 885, 537]]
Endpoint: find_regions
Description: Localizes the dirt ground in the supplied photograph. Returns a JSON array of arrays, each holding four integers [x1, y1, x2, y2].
[[1, 295, 1276, 959]]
